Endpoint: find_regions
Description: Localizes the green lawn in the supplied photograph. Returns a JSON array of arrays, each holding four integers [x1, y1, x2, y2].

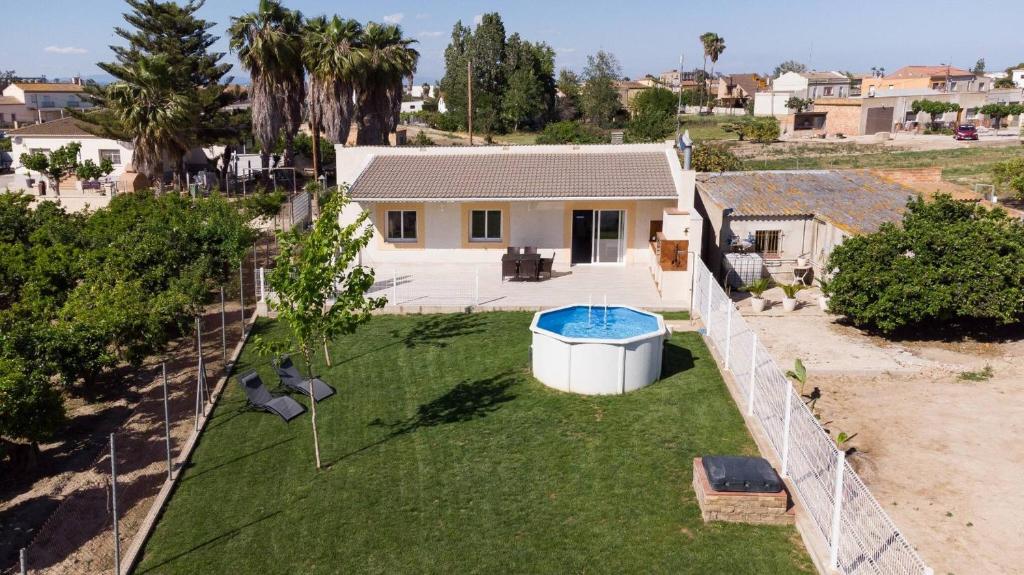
[[137, 313, 810, 574]]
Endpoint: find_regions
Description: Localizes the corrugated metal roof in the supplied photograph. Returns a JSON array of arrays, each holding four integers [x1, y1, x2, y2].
[[696, 170, 916, 235], [348, 151, 679, 200]]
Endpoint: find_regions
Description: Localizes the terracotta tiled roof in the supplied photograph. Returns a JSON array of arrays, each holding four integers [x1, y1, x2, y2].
[[7, 117, 97, 137], [886, 65, 974, 79], [696, 170, 917, 235], [349, 151, 679, 200], [10, 82, 84, 93]]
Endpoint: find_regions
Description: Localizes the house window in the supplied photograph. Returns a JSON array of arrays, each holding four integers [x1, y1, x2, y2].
[[823, 86, 834, 97], [754, 230, 782, 257], [99, 149, 122, 165], [469, 209, 502, 242], [386, 210, 417, 242], [29, 148, 51, 155]]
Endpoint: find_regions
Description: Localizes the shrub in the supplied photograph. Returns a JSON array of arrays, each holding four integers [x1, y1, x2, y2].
[[691, 143, 740, 172], [535, 121, 608, 144], [625, 110, 674, 143], [827, 195, 1024, 334], [744, 116, 780, 143], [992, 157, 1024, 199]]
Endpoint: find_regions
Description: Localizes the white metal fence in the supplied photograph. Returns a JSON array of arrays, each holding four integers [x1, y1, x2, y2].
[[257, 265, 483, 309], [692, 258, 932, 575]]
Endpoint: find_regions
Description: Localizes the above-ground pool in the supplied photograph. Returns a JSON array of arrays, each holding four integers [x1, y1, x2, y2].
[[530, 305, 667, 395]]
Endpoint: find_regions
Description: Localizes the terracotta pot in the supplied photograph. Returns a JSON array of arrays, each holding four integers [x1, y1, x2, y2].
[[751, 297, 767, 313], [782, 297, 798, 312]]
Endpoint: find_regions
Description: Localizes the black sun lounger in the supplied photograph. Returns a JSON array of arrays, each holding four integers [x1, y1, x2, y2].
[[238, 371, 306, 422], [275, 356, 336, 402]]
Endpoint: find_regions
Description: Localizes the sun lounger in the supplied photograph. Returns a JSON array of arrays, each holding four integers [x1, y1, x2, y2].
[[275, 356, 336, 402], [238, 371, 306, 422]]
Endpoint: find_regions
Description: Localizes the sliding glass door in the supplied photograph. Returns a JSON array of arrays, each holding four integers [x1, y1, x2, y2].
[[594, 209, 625, 263]]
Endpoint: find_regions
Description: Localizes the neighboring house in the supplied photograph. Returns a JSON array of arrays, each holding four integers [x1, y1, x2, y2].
[[694, 170, 917, 283], [7, 117, 132, 191], [862, 65, 982, 97], [755, 71, 851, 116], [401, 100, 425, 114], [336, 142, 703, 304], [715, 74, 766, 107], [0, 80, 91, 127], [771, 71, 852, 99], [1013, 69, 1024, 88], [614, 80, 653, 111], [658, 70, 701, 93]]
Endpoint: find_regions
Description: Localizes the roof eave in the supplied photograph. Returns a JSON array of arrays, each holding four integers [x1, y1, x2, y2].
[[347, 195, 680, 203]]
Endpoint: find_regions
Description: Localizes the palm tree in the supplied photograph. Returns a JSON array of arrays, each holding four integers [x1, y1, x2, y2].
[[352, 23, 419, 146], [303, 15, 361, 182], [704, 34, 726, 114], [699, 32, 718, 113], [105, 55, 196, 187], [229, 0, 304, 177]]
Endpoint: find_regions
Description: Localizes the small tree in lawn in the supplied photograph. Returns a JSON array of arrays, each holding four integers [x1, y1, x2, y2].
[[20, 142, 112, 196], [910, 99, 961, 130], [265, 191, 385, 469]]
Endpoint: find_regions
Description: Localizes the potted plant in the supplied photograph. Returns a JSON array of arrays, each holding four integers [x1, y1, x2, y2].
[[796, 255, 809, 267], [741, 278, 772, 312], [815, 277, 832, 312], [778, 282, 805, 312]]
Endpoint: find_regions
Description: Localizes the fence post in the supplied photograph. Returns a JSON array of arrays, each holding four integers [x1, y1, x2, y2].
[[747, 334, 757, 416], [162, 362, 172, 481], [392, 269, 398, 306], [474, 266, 480, 307], [110, 433, 121, 575], [704, 271, 713, 337], [781, 384, 793, 477], [239, 260, 245, 324], [19, 548, 26, 575], [220, 286, 227, 366], [829, 450, 846, 569], [724, 303, 733, 370]]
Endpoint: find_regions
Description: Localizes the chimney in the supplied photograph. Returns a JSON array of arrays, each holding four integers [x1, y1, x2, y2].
[[678, 130, 694, 170]]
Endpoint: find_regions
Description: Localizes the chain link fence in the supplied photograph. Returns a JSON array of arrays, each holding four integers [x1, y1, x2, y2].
[[692, 257, 932, 575]]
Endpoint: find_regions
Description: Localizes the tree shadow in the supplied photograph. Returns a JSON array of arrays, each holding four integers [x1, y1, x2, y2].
[[325, 372, 518, 467], [834, 315, 1024, 344], [660, 341, 696, 379], [179, 437, 295, 483], [389, 313, 487, 349], [0, 495, 60, 570]]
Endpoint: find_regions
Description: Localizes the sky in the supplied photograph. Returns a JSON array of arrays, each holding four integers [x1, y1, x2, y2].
[[5, 0, 1023, 84]]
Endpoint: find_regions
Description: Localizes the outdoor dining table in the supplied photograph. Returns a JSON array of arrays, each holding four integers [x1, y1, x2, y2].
[[502, 253, 541, 281]]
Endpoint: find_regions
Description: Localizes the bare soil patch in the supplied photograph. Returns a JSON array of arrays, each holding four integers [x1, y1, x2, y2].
[[740, 287, 1024, 575]]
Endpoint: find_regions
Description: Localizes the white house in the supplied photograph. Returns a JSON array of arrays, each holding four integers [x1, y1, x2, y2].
[[5, 118, 133, 209], [336, 142, 703, 306], [0, 80, 92, 127], [755, 71, 852, 116]]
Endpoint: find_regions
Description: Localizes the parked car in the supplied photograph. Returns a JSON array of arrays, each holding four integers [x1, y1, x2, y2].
[[954, 124, 979, 141]]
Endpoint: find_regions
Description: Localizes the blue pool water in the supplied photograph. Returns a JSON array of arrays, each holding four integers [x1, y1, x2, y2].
[[536, 306, 660, 339]]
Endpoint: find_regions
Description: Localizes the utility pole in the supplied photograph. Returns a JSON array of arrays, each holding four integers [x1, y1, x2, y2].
[[676, 54, 684, 138], [467, 59, 474, 146]]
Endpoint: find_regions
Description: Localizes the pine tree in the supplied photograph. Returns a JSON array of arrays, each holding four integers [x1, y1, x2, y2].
[[76, 0, 235, 184]]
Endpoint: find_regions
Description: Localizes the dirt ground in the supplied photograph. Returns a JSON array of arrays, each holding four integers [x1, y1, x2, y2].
[[739, 287, 1024, 575], [0, 274, 260, 574]]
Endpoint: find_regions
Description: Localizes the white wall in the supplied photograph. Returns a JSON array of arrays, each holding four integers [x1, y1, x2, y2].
[[771, 72, 809, 93], [10, 135, 134, 178], [754, 92, 791, 116]]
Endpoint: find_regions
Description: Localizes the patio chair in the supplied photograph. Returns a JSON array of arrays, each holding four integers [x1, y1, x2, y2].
[[506, 246, 521, 256], [519, 257, 540, 281], [275, 356, 336, 402], [238, 371, 306, 422], [502, 256, 519, 281], [524, 246, 538, 255], [538, 257, 554, 280]]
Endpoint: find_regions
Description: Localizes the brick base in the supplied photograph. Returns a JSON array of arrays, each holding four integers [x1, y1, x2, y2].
[[692, 457, 795, 525]]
